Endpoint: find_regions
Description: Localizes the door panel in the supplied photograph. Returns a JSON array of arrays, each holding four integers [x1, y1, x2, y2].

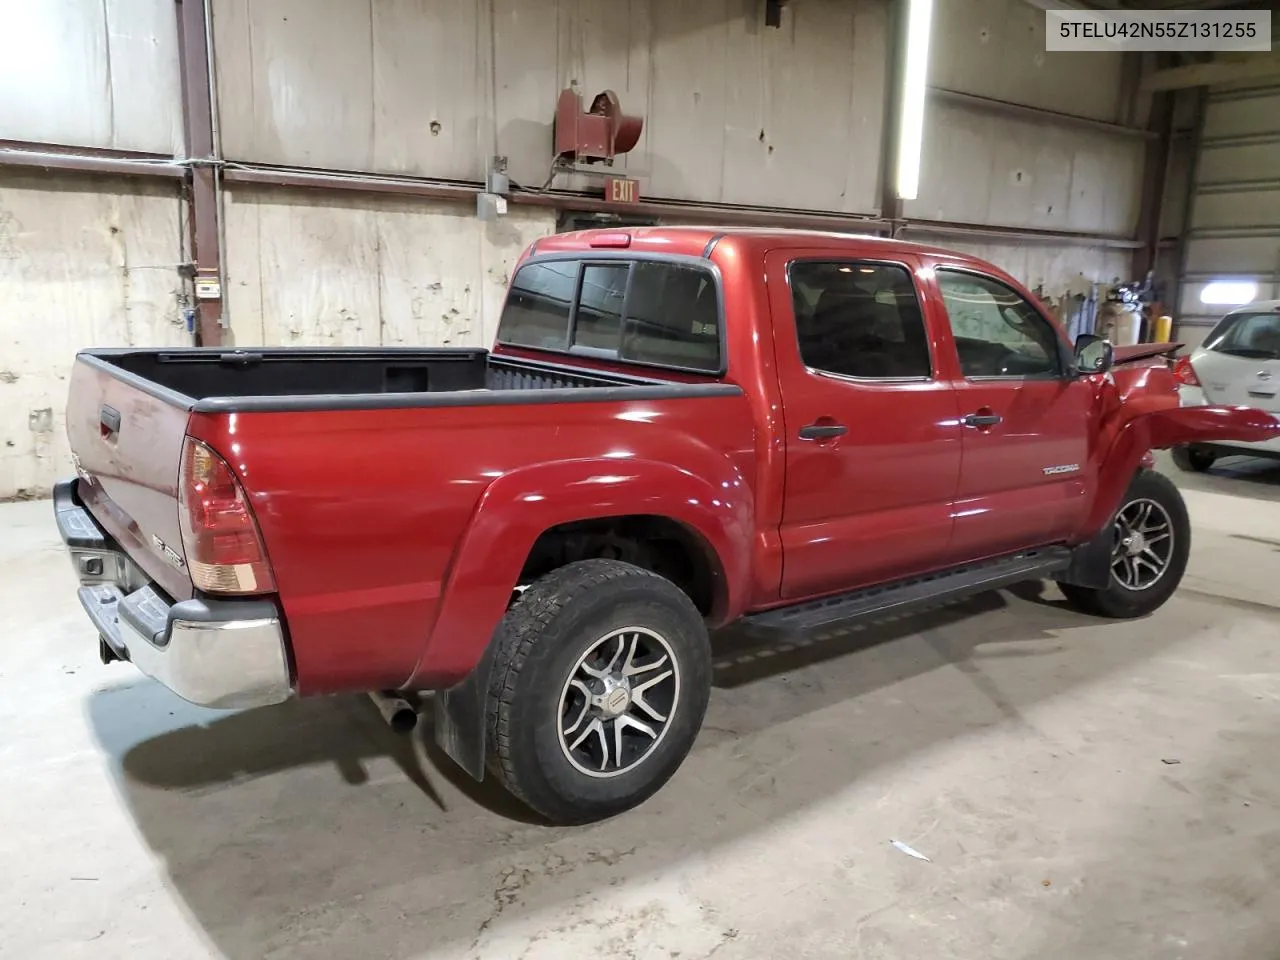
[[927, 266, 1094, 562], [949, 379, 1094, 559], [768, 251, 964, 600]]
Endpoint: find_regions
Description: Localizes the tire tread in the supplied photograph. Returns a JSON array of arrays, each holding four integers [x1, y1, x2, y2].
[[485, 559, 699, 814]]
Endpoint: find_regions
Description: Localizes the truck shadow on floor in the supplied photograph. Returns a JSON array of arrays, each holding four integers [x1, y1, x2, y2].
[[85, 585, 1193, 960]]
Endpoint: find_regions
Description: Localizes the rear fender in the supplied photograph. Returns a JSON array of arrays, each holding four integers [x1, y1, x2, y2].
[[1079, 405, 1279, 540], [419, 456, 752, 782], [408, 456, 753, 690]]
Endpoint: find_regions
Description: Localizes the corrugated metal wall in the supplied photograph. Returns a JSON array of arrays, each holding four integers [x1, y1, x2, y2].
[[1178, 85, 1280, 338]]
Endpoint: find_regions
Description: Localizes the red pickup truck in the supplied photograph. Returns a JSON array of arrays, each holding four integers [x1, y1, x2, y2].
[[57, 227, 1278, 824]]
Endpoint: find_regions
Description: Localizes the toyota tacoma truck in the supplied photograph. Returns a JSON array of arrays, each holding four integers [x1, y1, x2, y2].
[[56, 227, 1280, 824]]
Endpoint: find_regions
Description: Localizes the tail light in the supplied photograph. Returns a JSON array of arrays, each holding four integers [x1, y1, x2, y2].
[[178, 437, 276, 595], [1172, 356, 1201, 387]]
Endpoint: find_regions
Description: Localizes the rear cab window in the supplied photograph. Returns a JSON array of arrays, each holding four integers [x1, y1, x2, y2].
[[497, 257, 723, 374]]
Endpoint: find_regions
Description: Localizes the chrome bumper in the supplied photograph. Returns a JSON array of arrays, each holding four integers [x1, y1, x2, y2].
[[54, 480, 293, 710]]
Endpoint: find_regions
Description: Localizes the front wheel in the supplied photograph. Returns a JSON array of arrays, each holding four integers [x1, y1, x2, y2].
[[1057, 470, 1191, 619], [485, 559, 712, 825], [1171, 444, 1216, 473]]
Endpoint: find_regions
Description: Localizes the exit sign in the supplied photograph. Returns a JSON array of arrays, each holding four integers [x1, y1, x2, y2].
[[604, 176, 640, 204]]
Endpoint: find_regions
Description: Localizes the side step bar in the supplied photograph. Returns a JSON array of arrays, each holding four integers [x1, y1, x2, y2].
[[746, 547, 1073, 633]]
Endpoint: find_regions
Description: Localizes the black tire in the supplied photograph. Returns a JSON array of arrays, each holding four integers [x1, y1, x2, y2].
[[485, 559, 712, 825], [1057, 469, 1191, 619], [1171, 444, 1216, 473]]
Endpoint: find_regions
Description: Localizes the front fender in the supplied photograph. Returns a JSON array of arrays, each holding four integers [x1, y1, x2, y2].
[[405, 456, 754, 689], [1078, 404, 1280, 540]]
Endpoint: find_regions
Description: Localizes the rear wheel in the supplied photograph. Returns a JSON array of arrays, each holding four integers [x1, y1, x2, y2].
[[1058, 470, 1190, 619], [1171, 444, 1216, 473], [486, 559, 711, 825]]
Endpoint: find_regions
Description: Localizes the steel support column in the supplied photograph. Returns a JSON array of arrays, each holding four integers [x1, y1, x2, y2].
[[175, 0, 222, 347], [878, 0, 906, 235], [1131, 83, 1176, 280]]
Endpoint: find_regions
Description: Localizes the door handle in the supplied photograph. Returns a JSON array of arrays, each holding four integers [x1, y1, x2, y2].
[[799, 422, 848, 440], [99, 405, 121, 438], [961, 411, 1002, 428]]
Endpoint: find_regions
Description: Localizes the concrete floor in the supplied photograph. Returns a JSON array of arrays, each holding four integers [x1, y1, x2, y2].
[[5, 452, 1280, 960]]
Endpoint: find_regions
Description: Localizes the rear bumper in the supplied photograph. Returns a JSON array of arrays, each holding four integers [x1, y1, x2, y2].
[[54, 479, 293, 709], [1177, 386, 1280, 456]]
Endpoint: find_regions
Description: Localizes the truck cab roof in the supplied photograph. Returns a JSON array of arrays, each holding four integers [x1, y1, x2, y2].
[[533, 225, 989, 267]]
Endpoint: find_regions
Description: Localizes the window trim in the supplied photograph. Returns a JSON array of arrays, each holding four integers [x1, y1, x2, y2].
[[495, 251, 728, 377], [934, 266, 1068, 382], [785, 257, 936, 383]]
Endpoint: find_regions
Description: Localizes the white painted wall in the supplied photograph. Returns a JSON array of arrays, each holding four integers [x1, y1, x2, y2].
[[211, 0, 890, 215], [931, 0, 1128, 121], [944, 240, 1127, 294], [911, 0, 1144, 296], [222, 186, 556, 348], [0, 172, 188, 500], [0, 0, 183, 154], [908, 108, 1143, 239]]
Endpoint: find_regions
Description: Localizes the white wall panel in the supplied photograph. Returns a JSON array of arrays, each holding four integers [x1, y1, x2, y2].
[[907, 104, 1143, 236], [0, 172, 186, 500], [938, 238, 1127, 301], [222, 186, 555, 348], [212, 0, 889, 213], [931, 0, 1127, 121], [0, 0, 183, 154]]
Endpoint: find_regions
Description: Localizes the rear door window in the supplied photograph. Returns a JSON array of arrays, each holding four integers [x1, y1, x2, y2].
[[1204, 311, 1280, 360], [788, 260, 932, 379], [497, 258, 722, 373]]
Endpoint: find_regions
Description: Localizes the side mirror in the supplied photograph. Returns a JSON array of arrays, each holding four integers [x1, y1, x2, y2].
[[1074, 333, 1114, 375]]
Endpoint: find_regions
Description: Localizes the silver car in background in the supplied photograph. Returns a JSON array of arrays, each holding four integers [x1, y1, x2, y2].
[[1171, 300, 1280, 473]]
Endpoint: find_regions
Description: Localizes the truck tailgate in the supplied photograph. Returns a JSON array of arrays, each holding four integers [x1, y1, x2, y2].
[[65, 357, 194, 601]]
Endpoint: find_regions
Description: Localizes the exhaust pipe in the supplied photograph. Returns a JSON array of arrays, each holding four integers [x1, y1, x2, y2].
[[368, 691, 419, 734]]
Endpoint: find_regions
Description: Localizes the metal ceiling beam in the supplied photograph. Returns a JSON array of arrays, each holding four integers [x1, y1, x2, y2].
[[0, 140, 184, 179], [929, 87, 1155, 138]]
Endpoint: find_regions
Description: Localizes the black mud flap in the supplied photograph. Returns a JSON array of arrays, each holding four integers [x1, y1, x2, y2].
[[1059, 523, 1113, 590], [431, 644, 496, 782]]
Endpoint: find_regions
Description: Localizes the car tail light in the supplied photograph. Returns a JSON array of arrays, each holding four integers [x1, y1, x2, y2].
[[178, 437, 276, 595], [1172, 356, 1201, 387]]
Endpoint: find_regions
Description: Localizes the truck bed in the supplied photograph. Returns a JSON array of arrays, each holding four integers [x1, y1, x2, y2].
[[83, 347, 723, 412]]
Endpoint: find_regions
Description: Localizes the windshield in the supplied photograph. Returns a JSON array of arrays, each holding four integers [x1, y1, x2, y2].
[[1204, 310, 1280, 360]]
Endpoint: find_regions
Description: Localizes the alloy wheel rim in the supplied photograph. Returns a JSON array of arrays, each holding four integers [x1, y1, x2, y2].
[[1110, 498, 1174, 591], [556, 627, 680, 779]]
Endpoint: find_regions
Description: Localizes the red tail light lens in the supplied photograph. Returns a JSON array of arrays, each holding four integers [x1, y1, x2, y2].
[[1172, 356, 1201, 387], [178, 437, 276, 595]]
